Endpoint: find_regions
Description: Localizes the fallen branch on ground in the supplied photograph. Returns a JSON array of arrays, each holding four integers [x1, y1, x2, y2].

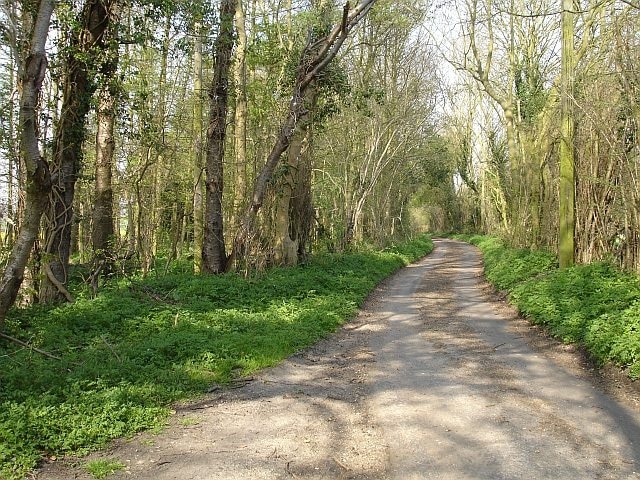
[[0, 332, 61, 360]]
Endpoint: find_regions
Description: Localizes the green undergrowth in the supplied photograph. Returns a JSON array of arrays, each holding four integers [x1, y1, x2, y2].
[[453, 234, 640, 381], [0, 235, 433, 479]]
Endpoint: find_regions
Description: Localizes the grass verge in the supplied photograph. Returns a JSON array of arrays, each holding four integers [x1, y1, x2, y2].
[[453, 234, 640, 381], [0, 235, 433, 479]]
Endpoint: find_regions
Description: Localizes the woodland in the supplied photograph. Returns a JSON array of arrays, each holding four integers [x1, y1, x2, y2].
[[1, 0, 640, 478], [0, 0, 444, 319], [1, 0, 639, 314]]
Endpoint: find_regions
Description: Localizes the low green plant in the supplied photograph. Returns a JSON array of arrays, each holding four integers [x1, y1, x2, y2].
[[0, 235, 433, 479], [84, 459, 125, 478], [180, 416, 201, 427], [459, 234, 640, 381], [453, 234, 557, 290]]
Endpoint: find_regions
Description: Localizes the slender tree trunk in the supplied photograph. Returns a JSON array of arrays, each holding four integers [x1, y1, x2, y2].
[[192, 20, 205, 273], [153, 16, 171, 259], [202, 0, 237, 274], [559, 0, 575, 267], [136, 147, 154, 275], [5, 48, 18, 247], [0, 0, 54, 326], [6, 147, 15, 247], [233, 0, 249, 228], [151, 155, 162, 258], [92, 86, 116, 258], [344, 195, 367, 247], [126, 193, 136, 257], [92, 39, 119, 262]]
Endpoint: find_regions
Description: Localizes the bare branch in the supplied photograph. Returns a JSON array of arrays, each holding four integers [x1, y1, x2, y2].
[[0, 332, 62, 360]]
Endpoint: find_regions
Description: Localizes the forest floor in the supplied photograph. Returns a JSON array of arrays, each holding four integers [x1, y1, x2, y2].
[[35, 239, 640, 479]]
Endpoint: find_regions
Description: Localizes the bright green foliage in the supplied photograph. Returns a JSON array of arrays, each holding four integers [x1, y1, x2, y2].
[[458, 235, 556, 290], [459, 234, 640, 381], [0, 235, 433, 479], [84, 459, 125, 479], [512, 263, 640, 379]]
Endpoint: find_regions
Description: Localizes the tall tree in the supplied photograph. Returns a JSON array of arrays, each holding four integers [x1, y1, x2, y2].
[[559, 0, 575, 267], [40, 0, 117, 302], [92, 3, 120, 266], [0, 44, 19, 247], [192, 16, 205, 273], [272, 0, 331, 266], [273, 86, 316, 265], [0, 0, 54, 326], [202, 0, 237, 274], [232, 0, 248, 229]]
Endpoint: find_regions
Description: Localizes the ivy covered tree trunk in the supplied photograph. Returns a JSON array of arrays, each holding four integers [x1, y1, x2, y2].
[[0, 0, 54, 326], [202, 0, 237, 274], [289, 121, 315, 261], [272, 0, 328, 266], [40, 0, 116, 303], [274, 88, 316, 266]]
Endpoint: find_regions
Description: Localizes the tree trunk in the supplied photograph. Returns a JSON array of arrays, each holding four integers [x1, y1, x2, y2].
[[202, 0, 237, 274], [135, 147, 156, 275], [40, 0, 116, 303], [344, 195, 367, 247], [274, 130, 303, 266], [0, 0, 54, 326], [126, 194, 136, 257], [153, 17, 171, 259], [290, 121, 314, 261], [91, 45, 119, 262], [559, 0, 576, 268], [5, 47, 18, 247], [273, 85, 316, 266], [192, 20, 205, 273], [232, 0, 249, 229]]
